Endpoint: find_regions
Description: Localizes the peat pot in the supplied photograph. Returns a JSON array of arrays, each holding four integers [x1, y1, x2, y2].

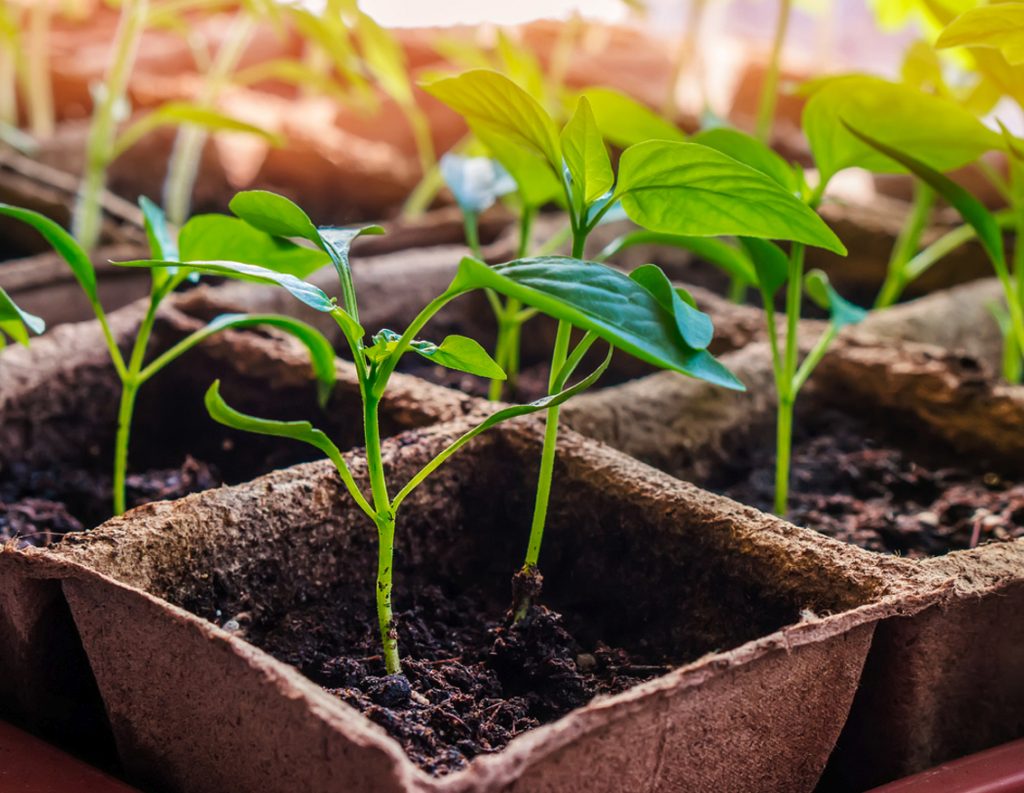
[[557, 277, 1024, 790], [15, 418, 937, 792], [0, 290, 479, 759]]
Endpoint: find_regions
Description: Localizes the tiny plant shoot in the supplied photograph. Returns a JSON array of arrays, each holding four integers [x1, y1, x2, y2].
[[123, 187, 746, 673], [0, 285, 44, 348], [424, 69, 847, 606], [0, 197, 336, 516]]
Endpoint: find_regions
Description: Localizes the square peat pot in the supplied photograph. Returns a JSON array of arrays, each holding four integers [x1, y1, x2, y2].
[[0, 291, 478, 758], [558, 280, 1024, 790], [40, 419, 929, 793]]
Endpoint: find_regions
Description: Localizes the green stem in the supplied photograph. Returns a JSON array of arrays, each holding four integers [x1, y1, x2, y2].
[[363, 394, 400, 675], [874, 183, 936, 309], [902, 210, 1015, 285], [755, 0, 792, 143], [727, 275, 746, 304], [463, 210, 482, 258], [399, 103, 437, 220], [73, 0, 149, 251], [164, 12, 255, 226], [773, 396, 794, 516]]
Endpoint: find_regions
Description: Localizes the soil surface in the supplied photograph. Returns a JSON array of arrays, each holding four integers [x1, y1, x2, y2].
[[714, 407, 1024, 557], [0, 457, 220, 547], [211, 580, 670, 776]]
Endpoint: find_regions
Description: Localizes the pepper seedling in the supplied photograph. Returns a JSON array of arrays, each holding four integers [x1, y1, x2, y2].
[[0, 197, 336, 517], [118, 187, 746, 673], [424, 69, 847, 609], [0, 285, 44, 348]]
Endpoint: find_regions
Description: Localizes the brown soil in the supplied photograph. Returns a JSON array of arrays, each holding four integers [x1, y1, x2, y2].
[[713, 406, 1024, 558], [201, 569, 671, 776], [0, 457, 221, 547]]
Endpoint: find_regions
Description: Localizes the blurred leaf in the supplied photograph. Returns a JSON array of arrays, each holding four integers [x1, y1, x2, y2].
[[0, 204, 97, 303], [579, 86, 685, 148], [0, 286, 45, 347], [937, 4, 1024, 65], [740, 237, 790, 297]]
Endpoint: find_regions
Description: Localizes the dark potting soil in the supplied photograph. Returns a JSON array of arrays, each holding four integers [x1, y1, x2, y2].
[[0, 457, 220, 547], [212, 577, 671, 776], [714, 406, 1024, 558]]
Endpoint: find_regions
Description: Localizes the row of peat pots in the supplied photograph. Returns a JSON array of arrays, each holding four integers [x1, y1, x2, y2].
[[0, 212, 1021, 793]]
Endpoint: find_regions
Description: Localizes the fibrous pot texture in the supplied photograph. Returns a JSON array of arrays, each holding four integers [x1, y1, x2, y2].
[[29, 418, 935, 793]]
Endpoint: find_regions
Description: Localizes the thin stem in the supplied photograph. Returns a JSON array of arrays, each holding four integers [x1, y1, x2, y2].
[[874, 183, 936, 309], [782, 244, 805, 386], [755, 0, 792, 143], [371, 290, 462, 395], [463, 210, 482, 258], [773, 396, 794, 516], [727, 275, 746, 304], [902, 210, 1015, 284], [792, 323, 837, 393], [535, 223, 573, 256], [518, 206, 536, 259], [112, 380, 139, 517], [164, 12, 256, 226], [73, 0, 149, 251]]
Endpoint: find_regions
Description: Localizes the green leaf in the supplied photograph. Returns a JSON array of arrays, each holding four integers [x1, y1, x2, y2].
[[115, 258, 335, 312], [804, 270, 867, 328], [598, 230, 757, 285], [628, 264, 713, 350], [0, 286, 45, 347], [616, 141, 846, 254], [317, 225, 386, 287], [423, 69, 561, 170], [139, 196, 178, 261], [842, 122, 1006, 271], [0, 204, 98, 303], [229, 190, 320, 244], [449, 256, 743, 390], [355, 10, 412, 106], [178, 214, 331, 278], [690, 127, 797, 191], [936, 3, 1024, 65], [740, 238, 790, 297], [560, 96, 614, 210], [440, 153, 516, 214], [579, 87, 686, 148], [475, 127, 563, 208], [803, 75, 1001, 187], [112, 102, 283, 160], [411, 334, 506, 379]]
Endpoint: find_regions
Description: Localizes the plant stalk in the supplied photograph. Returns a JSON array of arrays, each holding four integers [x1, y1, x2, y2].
[[773, 395, 794, 516], [773, 242, 804, 516], [73, 0, 149, 251], [874, 182, 936, 309], [755, 0, 792, 143]]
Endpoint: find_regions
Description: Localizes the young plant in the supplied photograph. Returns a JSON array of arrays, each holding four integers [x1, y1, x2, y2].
[[73, 0, 281, 251], [424, 69, 847, 608], [0, 197, 335, 516], [119, 187, 748, 673], [0, 285, 44, 347]]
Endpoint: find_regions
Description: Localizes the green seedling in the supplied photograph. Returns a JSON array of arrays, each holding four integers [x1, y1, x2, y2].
[[117, 187, 746, 672], [425, 69, 849, 608], [0, 285, 44, 347], [0, 197, 335, 516], [73, 0, 282, 251]]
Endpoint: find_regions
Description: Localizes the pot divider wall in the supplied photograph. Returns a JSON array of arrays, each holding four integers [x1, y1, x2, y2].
[[0, 291, 480, 755], [555, 278, 1024, 788], [35, 417, 937, 792]]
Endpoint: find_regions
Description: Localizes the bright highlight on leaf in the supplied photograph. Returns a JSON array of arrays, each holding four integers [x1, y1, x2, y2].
[[936, 3, 1024, 65], [560, 97, 614, 210]]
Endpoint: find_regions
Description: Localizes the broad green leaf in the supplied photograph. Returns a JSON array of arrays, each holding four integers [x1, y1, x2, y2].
[[0, 204, 97, 303], [629, 264, 713, 349], [449, 256, 743, 390], [598, 231, 756, 285], [178, 214, 331, 278], [0, 286, 45, 347], [440, 153, 516, 214], [112, 102, 283, 159], [579, 87, 686, 148], [803, 76, 1001, 186], [560, 97, 614, 210], [740, 237, 790, 297], [496, 30, 546, 104], [804, 270, 867, 328], [423, 69, 561, 169], [616, 141, 846, 254], [936, 4, 1024, 65], [116, 258, 335, 312], [229, 190, 320, 244], [411, 334, 506, 379], [843, 123, 1006, 271], [476, 128, 562, 208], [691, 127, 797, 192], [139, 196, 178, 260]]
